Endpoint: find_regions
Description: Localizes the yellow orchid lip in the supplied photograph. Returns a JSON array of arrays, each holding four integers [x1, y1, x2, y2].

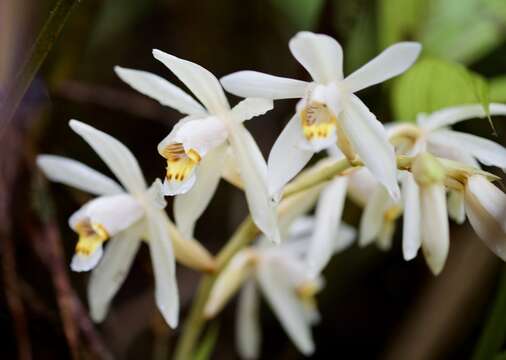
[[160, 143, 202, 183], [74, 220, 109, 256], [300, 102, 337, 142]]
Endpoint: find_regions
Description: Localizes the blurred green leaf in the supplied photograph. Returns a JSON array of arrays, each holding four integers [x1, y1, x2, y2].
[[391, 57, 490, 122], [472, 268, 506, 360], [378, 0, 428, 48], [90, 0, 154, 48], [420, 0, 505, 64], [490, 76, 506, 102], [345, 10, 377, 74], [192, 322, 220, 360], [271, 0, 324, 30]]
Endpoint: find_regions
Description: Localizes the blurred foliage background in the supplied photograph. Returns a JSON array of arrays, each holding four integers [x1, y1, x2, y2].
[[0, 0, 505, 359]]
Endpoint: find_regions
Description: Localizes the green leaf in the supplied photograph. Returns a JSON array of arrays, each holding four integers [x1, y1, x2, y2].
[[391, 57, 491, 122], [378, 0, 428, 48], [345, 11, 377, 74], [490, 76, 506, 102], [472, 268, 506, 360], [271, 0, 324, 30], [192, 322, 220, 360]]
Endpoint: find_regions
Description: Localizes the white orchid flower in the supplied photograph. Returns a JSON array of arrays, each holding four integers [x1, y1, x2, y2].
[[221, 31, 422, 201], [115, 51, 279, 243], [37, 120, 198, 328], [388, 103, 506, 170], [203, 216, 355, 359]]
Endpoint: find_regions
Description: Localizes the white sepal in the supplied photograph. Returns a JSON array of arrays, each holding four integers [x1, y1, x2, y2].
[[87, 223, 143, 322], [344, 42, 421, 93], [289, 31, 344, 84], [69, 120, 147, 196], [153, 49, 229, 114], [114, 66, 207, 116], [236, 280, 261, 360], [401, 171, 421, 261], [221, 70, 308, 100], [231, 97, 273, 122], [37, 155, 124, 196]]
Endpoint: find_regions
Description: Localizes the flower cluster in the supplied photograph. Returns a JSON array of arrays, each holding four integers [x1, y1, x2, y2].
[[37, 31, 506, 358]]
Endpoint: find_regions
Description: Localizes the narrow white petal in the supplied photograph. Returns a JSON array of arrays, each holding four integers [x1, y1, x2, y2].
[[228, 121, 280, 243], [465, 176, 506, 260], [289, 31, 344, 84], [426, 135, 480, 168], [267, 115, 313, 200], [114, 66, 206, 116], [430, 130, 506, 171], [153, 49, 229, 114], [257, 260, 314, 355], [146, 208, 178, 328], [420, 184, 449, 275], [401, 172, 421, 261], [37, 155, 123, 196], [341, 95, 400, 200], [71, 245, 104, 272], [377, 221, 396, 251], [231, 98, 273, 122], [344, 42, 421, 93], [420, 103, 506, 131], [236, 280, 261, 360], [346, 167, 378, 207], [69, 120, 146, 195], [307, 177, 348, 277], [88, 224, 143, 322], [359, 185, 390, 247], [205, 250, 256, 317], [467, 176, 506, 233], [221, 71, 308, 99], [334, 223, 357, 253], [448, 190, 466, 224], [174, 144, 226, 238]]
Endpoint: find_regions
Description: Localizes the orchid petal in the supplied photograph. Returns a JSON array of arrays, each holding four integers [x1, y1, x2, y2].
[[236, 280, 261, 360], [344, 42, 421, 93], [359, 185, 390, 247], [174, 144, 226, 238], [88, 223, 143, 322], [69, 120, 146, 195], [231, 97, 273, 122], [430, 129, 506, 171], [448, 190, 465, 224], [426, 135, 480, 168], [341, 95, 400, 200], [419, 103, 506, 131], [465, 176, 506, 260], [267, 115, 313, 200], [37, 155, 123, 196], [153, 49, 229, 114], [401, 172, 421, 261], [307, 176, 348, 277], [257, 260, 314, 355], [289, 31, 343, 84], [114, 66, 206, 116], [228, 122, 280, 243], [421, 184, 449, 275], [221, 71, 308, 99], [146, 208, 178, 328]]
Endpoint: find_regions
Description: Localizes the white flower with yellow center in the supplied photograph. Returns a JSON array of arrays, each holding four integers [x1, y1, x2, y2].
[[115, 51, 280, 242], [203, 217, 355, 359], [37, 120, 215, 328], [221, 31, 422, 201]]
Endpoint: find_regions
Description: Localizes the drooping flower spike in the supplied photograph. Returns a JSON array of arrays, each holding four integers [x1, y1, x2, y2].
[[115, 51, 280, 243], [204, 216, 356, 359], [37, 120, 215, 328], [221, 31, 422, 201]]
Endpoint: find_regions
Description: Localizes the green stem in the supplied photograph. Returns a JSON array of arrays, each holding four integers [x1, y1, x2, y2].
[[0, 0, 80, 138]]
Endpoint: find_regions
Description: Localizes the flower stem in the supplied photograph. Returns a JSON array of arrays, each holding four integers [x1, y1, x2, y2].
[[0, 0, 80, 140]]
